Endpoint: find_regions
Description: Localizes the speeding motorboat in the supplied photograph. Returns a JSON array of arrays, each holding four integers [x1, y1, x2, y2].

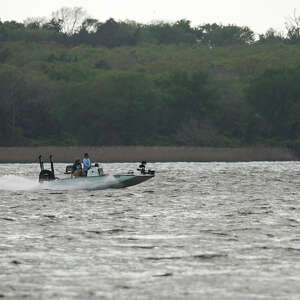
[[38, 155, 155, 190]]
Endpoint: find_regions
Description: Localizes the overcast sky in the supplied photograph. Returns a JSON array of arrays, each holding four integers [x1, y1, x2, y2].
[[1, 0, 300, 34]]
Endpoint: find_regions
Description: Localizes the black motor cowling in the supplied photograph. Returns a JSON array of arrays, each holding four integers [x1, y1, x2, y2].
[[38, 155, 56, 182], [39, 169, 55, 182]]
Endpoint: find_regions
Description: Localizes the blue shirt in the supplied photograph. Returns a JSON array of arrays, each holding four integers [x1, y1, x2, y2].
[[83, 158, 91, 171]]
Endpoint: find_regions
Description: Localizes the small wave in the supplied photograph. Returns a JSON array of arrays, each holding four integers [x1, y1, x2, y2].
[[86, 228, 124, 235], [153, 273, 173, 277], [0, 175, 40, 191], [145, 256, 182, 261], [192, 253, 228, 259], [145, 253, 227, 261]]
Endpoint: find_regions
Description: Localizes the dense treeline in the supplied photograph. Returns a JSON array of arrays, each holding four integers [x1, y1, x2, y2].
[[1, 8, 300, 154]]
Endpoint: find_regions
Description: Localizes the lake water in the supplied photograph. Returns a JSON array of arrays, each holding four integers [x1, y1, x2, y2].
[[0, 162, 300, 299]]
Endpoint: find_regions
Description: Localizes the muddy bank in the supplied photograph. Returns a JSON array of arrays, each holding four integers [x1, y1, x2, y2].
[[0, 146, 297, 163]]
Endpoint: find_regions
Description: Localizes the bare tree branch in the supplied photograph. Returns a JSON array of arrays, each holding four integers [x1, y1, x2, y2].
[[52, 7, 89, 35]]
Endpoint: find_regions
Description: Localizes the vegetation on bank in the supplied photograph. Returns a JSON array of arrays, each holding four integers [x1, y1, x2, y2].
[[1, 7, 300, 155], [0, 146, 296, 163]]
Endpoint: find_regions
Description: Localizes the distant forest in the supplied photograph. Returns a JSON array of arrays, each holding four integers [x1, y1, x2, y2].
[[1, 7, 300, 153]]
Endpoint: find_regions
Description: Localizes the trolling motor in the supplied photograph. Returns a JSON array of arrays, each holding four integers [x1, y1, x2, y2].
[[137, 161, 155, 175], [38, 155, 56, 182]]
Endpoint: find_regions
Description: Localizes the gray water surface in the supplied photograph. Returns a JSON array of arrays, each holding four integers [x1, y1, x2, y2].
[[0, 162, 300, 299]]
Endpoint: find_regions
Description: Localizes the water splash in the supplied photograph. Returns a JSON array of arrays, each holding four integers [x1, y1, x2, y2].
[[43, 175, 120, 191], [0, 174, 120, 191], [0, 175, 40, 191]]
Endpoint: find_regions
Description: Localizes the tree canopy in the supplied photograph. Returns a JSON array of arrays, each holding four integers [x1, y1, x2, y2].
[[1, 8, 300, 152]]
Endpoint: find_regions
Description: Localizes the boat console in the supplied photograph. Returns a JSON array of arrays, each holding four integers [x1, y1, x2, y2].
[[87, 164, 104, 176], [137, 161, 155, 175]]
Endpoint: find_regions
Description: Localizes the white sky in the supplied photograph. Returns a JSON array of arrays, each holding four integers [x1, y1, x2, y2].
[[1, 0, 300, 34]]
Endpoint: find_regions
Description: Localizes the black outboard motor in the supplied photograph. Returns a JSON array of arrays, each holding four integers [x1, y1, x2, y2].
[[39, 155, 56, 182]]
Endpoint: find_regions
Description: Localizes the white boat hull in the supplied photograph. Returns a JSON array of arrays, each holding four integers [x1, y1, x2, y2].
[[40, 174, 154, 191]]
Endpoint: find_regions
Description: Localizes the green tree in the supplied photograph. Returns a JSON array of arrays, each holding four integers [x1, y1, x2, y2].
[[258, 28, 285, 44], [0, 65, 27, 144], [141, 20, 196, 45], [56, 72, 161, 145], [93, 18, 138, 48], [246, 68, 300, 140], [154, 70, 221, 140], [196, 23, 254, 47]]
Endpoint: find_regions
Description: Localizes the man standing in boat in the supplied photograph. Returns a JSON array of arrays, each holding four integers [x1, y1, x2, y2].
[[83, 153, 91, 176]]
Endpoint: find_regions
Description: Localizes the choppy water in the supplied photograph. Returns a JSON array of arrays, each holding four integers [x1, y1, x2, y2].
[[0, 162, 300, 300]]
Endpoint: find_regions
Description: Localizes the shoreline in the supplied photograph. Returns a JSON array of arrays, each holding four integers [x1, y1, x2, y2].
[[0, 146, 297, 163]]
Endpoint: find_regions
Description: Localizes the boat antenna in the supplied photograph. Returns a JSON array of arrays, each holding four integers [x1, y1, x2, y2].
[[38, 155, 44, 171], [49, 155, 55, 178]]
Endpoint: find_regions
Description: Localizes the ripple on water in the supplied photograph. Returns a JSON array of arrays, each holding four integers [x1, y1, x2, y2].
[[1, 162, 300, 299]]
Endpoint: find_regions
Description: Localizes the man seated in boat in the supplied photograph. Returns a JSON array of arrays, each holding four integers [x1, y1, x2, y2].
[[82, 153, 91, 176], [71, 159, 82, 177]]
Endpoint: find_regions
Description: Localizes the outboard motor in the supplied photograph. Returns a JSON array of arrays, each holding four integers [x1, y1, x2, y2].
[[38, 155, 56, 182]]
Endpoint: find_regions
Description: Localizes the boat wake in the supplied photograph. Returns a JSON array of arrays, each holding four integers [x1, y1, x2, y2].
[[42, 175, 120, 191], [0, 175, 120, 191], [0, 175, 40, 191]]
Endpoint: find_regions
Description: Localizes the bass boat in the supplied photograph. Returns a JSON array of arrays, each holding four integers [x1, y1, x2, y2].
[[38, 155, 155, 190]]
